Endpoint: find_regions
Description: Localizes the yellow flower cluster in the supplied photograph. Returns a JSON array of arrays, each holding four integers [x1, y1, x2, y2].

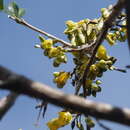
[[64, 5, 127, 47], [64, 18, 103, 46], [101, 7, 127, 45], [38, 36, 67, 67], [47, 111, 72, 130]]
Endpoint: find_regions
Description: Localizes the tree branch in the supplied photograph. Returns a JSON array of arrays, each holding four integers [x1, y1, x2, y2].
[[0, 66, 130, 126], [8, 16, 72, 47], [8, 16, 96, 52], [76, 0, 126, 96], [0, 92, 18, 120], [0, 66, 19, 120]]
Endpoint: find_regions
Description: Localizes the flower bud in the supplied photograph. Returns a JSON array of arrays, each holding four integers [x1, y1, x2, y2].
[[77, 28, 86, 44], [54, 72, 70, 88], [41, 39, 53, 49], [106, 33, 116, 46], [96, 80, 102, 85], [96, 45, 108, 60]]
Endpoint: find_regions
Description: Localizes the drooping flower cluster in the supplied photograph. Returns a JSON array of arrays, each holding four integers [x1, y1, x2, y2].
[[39, 36, 67, 67]]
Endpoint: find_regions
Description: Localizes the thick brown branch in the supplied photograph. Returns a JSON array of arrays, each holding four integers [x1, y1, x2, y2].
[[0, 66, 130, 126]]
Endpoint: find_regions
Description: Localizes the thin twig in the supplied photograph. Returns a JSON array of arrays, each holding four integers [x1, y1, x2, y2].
[[113, 67, 126, 73], [34, 101, 44, 126], [8, 16, 96, 52], [8, 16, 72, 47], [96, 119, 112, 130], [66, 41, 95, 52]]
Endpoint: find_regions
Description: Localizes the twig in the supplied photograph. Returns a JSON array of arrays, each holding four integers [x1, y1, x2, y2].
[[126, 65, 130, 68], [8, 16, 96, 52], [76, 0, 125, 96], [35, 101, 48, 125], [113, 67, 126, 73], [0, 66, 130, 126], [96, 119, 112, 130], [34, 101, 44, 126], [66, 41, 95, 52], [8, 16, 72, 47]]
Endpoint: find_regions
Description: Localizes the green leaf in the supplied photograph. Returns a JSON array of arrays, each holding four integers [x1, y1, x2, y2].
[[0, 0, 3, 11], [18, 8, 25, 18], [7, 2, 19, 17], [5, 2, 25, 18]]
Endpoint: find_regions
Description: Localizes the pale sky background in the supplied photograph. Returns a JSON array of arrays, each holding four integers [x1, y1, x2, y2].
[[1, 0, 130, 130]]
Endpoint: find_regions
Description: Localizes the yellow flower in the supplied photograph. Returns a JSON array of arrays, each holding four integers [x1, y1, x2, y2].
[[70, 33, 77, 46], [66, 20, 76, 28], [77, 20, 85, 25], [58, 111, 72, 125], [90, 64, 97, 72], [96, 45, 109, 60], [47, 111, 72, 130], [97, 18, 104, 30], [106, 33, 116, 46], [47, 118, 61, 130], [77, 28, 86, 44], [86, 24, 93, 36], [48, 47, 61, 58], [54, 72, 70, 88], [41, 39, 53, 49], [101, 8, 110, 18]]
